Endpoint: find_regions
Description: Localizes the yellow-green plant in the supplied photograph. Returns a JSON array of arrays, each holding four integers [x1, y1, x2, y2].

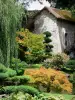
[[16, 29, 45, 62]]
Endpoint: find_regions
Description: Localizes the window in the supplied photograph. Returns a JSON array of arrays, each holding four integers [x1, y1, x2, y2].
[[65, 33, 68, 46]]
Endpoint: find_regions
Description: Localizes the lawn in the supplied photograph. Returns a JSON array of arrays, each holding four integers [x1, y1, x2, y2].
[[43, 93, 75, 100]]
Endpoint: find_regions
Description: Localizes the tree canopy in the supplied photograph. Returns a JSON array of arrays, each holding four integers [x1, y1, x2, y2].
[[0, 0, 24, 67], [47, 0, 75, 9]]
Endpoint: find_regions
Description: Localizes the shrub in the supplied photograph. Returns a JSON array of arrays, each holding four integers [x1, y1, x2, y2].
[[64, 60, 75, 72], [0, 63, 7, 72], [0, 92, 65, 100], [0, 85, 39, 96], [24, 67, 72, 94], [43, 31, 53, 55], [0, 68, 16, 80], [43, 53, 69, 69], [24, 50, 47, 64], [11, 58, 28, 75], [73, 72, 75, 94], [6, 68, 17, 77], [16, 29, 44, 62], [0, 73, 8, 79], [7, 75, 31, 84], [31, 64, 42, 68]]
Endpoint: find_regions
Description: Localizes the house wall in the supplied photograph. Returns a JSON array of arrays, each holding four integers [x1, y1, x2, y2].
[[57, 20, 75, 52], [33, 10, 62, 53]]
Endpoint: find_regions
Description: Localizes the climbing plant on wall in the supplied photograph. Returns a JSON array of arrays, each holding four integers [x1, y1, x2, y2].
[[0, 0, 24, 67]]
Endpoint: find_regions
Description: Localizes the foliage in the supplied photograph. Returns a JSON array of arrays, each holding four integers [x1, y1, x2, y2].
[[0, 68, 16, 81], [46, 0, 75, 9], [73, 72, 75, 94], [0, 85, 39, 96], [0, 0, 24, 67], [6, 75, 31, 85], [64, 60, 75, 72], [1, 92, 65, 100], [16, 29, 45, 63], [43, 31, 53, 55], [16, 29, 44, 52], [6, 68, 17, 77], [25, 50, 48, 64], [24, 67, 72, 94], [30, 64, 42, 68], [43, 53, 69, 69], [0, 63, 7, 72], [0, 73, 8, 79], [11, 57, 29, 75]]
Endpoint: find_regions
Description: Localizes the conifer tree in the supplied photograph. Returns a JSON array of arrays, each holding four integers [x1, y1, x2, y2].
[[43, 31, 53, 55]]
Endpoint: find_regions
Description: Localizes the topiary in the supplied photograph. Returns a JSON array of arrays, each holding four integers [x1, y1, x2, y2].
[[43, 31, 53, 56]]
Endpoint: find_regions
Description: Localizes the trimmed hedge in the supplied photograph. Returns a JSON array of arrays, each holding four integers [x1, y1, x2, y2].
[[0, 73, 8, 79], [31, 64, 42, 68], [0, 68, 16, 80], [0, 63, 7, 72], [7, 75, 31, 84], [0, 85, 39, 96], [6, 68, 17, 77]]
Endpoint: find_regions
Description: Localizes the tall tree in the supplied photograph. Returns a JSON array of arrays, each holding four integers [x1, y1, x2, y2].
[[0, 0, 24, 67], [46, 0, 75, 9]]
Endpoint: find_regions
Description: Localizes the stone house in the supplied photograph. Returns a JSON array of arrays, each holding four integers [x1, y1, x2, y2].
[[27, 7, 75, 54]]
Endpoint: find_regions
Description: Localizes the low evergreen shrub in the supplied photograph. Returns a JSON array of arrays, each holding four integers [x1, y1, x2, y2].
[[0, 73, 8, 79], [64, 60, 75, 72], [11, 58, 29, 75], [6, 68, 17, 77], [0, 85, 39, 96], [0, 63, 7, 72], [31, 64, 42, 68], [7, 75, 31, 84]]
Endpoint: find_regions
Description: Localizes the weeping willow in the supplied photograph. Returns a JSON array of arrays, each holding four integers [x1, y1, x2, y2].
[[0, 0, 24, 67]]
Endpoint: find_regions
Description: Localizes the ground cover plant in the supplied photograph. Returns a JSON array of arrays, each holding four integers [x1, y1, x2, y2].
[[0, 92, 66, 100]]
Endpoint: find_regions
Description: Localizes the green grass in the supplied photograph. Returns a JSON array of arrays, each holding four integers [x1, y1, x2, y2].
[[43, 93, 75, 100]]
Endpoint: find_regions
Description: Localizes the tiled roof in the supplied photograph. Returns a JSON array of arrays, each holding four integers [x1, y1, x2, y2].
[[41, 7, 75, 22]]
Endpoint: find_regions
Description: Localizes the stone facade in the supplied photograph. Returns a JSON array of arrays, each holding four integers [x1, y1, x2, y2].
[[33, 10, 75, 53]]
